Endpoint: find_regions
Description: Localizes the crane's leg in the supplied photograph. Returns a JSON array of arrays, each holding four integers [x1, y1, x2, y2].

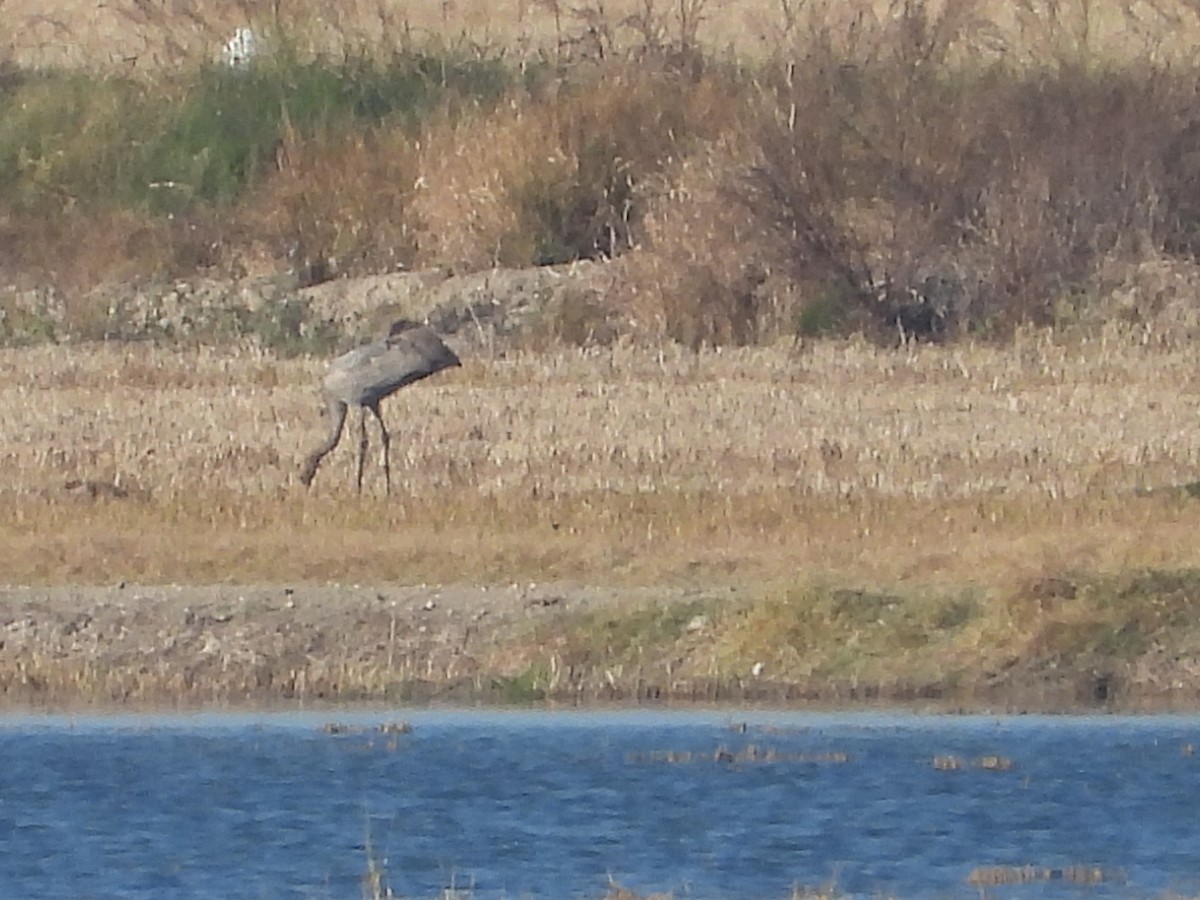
[[356, 406, 370, 494], [368, 402, 391, 496], [300, 399, 348, 488]]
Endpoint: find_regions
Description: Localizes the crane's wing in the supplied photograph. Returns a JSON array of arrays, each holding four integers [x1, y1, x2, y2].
[[326, 326, 460, 405]]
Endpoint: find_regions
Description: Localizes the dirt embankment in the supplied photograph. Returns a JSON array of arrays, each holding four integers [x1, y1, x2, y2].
[[0, 581, 687, 710], [3, 260, 615, 349], [6, 579, 1200, 713]]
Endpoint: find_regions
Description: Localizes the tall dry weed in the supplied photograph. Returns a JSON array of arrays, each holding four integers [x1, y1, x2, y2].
[[412, 63, 741, 270], [408, 103, 553, 271], [508, 65, 736, 264], [1, 210, 159, 291], [622, 136, 775, 347], [247, 124, 422, 282], [733, 0, 1198, 340]]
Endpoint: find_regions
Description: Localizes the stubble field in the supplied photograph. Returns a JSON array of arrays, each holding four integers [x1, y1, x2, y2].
[[6, 330, 1200, 588]]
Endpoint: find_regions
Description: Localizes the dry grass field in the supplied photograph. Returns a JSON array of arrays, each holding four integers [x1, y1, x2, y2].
[[5, 329, 1200, 589]]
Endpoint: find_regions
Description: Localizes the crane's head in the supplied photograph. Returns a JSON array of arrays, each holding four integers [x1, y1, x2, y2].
[[388, 318, 422, 337]]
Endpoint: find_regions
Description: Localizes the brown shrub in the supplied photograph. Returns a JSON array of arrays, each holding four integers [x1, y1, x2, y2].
[[408, 103, 553, 271], [738, 1, 1195, 341], [411, 62, 743, 272], [622, 136, 775, 347], [1, 210, 159, 290], [245, 124, 422, 283]]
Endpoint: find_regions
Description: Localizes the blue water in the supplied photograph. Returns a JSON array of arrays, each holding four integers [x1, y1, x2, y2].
[[2, 709, 1200, 899]]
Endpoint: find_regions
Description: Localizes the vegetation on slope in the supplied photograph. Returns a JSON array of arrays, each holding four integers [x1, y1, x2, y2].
[[6, 0, 1200, 345]]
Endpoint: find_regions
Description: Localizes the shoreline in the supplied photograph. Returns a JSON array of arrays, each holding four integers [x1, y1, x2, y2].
[[6, 580, 1200, 716]]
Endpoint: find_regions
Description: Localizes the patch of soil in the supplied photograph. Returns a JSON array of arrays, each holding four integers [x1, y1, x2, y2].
[[0, 581, 661, 709]]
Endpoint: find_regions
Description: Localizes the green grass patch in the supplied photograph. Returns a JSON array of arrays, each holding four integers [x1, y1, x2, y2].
[[0, 47, 522, 215], [1029, 569, 1200, 663], [494, 568, 1200, 704], [552, 598, 717, 669], [0, 73, 162, 209], [492, 665, 552, 704], [710, 584, 986, 683]]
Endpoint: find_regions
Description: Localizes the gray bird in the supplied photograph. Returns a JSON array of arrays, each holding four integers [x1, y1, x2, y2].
[[299, 319, 461, 494]]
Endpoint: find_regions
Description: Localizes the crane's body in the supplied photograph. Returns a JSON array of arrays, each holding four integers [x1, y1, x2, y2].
[[299, 320, 460, 494]]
